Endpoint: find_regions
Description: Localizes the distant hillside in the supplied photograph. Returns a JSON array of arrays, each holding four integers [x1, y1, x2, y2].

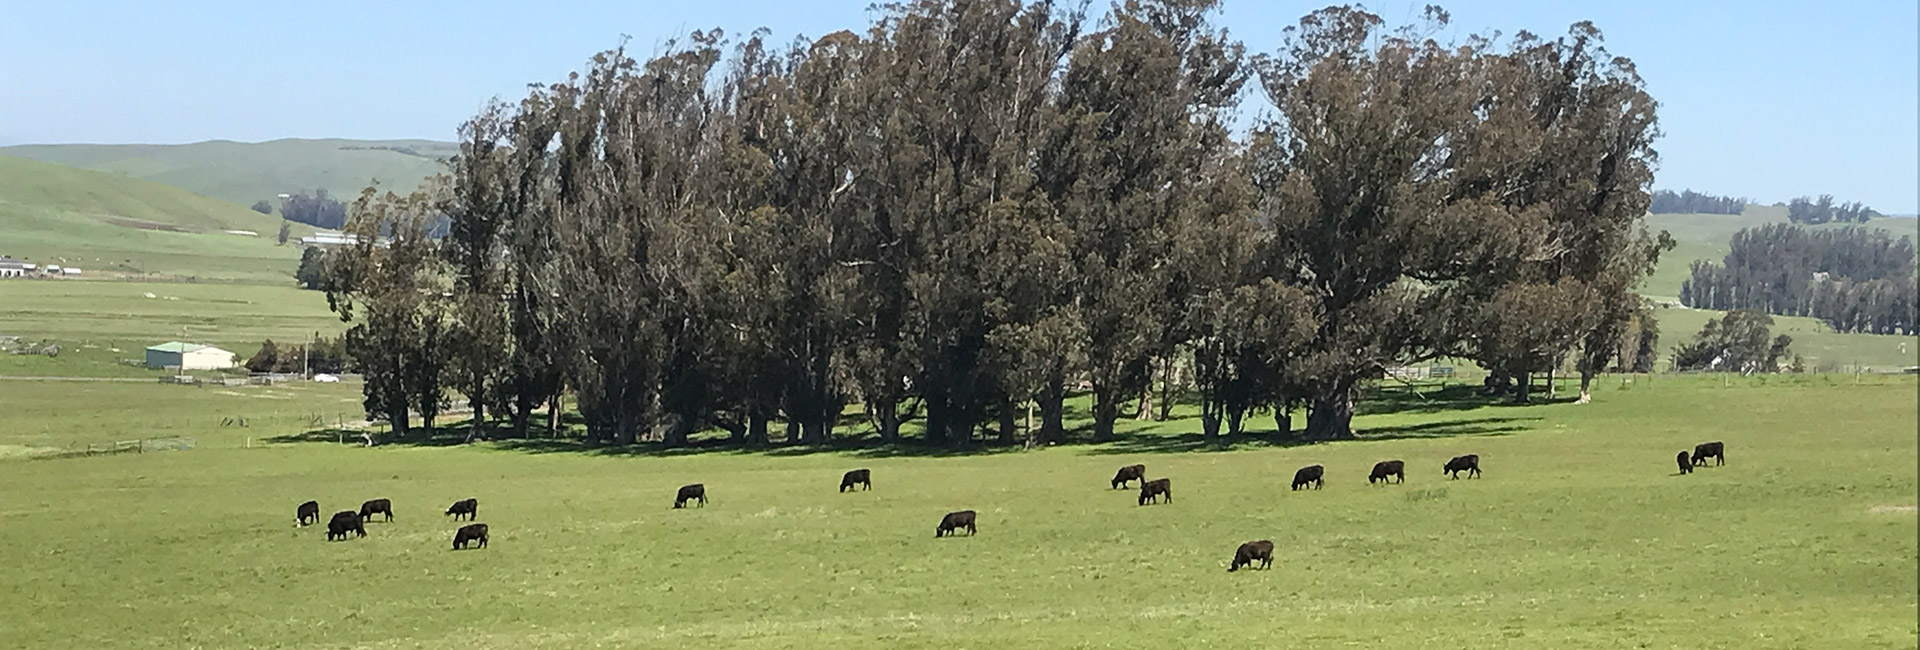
[[1643, 205, 1919, 300], [0, 138, 454, 209], [0, 155, 310, 284]]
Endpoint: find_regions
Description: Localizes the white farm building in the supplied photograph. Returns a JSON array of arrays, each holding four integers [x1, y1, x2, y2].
[[146, 342, 238, 370]]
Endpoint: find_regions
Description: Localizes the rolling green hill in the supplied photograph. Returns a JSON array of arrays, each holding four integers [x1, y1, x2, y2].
[[0, 138, 454, 209], [0, 155, 310, 283], [1642, 204, 1919, 301]]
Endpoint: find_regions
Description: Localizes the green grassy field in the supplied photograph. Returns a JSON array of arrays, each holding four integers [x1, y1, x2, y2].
[[1653, 305, 1917, 372], [0, 280, 341, 358], [0, 374, 1912, 649], [0, 138, 454, 208], [0, 154, 311, 283]]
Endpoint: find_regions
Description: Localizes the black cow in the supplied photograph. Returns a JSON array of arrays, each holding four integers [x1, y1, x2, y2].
[[296, 500, 320, 527], [453, 523, 489, 550], [674, 483, 707, 509], [326, 511, 366, 541], [359, 498, 394, 522], [936, 510, 977, 538], [1444, 454, 1481, 479], [1676, 450, 1693, 475], [1290, 465, 1324, 491], [1229, 540, 1275, 572], [1369, 460, 1405, 485], [1691, 441, 1725, 467], [1138, 478, 1172, 506], [840, 469, 872, 493], [1111, 464, 1147, 489], [445, 498, 478, 521]]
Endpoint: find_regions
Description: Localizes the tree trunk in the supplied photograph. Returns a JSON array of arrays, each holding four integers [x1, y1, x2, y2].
[[1134, 363, 1154, 420], [1512, 372, 1533, 404], [785, 417, 801, 444], [748, 411, 769, 446], [1577, 369, 1594, 404], [1304, 382, 1356, 440], [1547, 366, 1556, 399], [801, 417, 828, 446], [391, 402, 410, 437], [1156, 356, 1176, 422], [1091, 383, 1119, 442], [547, 393, 561, 438], [512, 393, 532, 439], [877, 400, 900, 443], [1275, 409, 1292, 437], [1226, 406, 1245, 437], [924, 398, 948, 446], [1038, 382, 1065, 443], [997, 399, 1016, 444], [1200, 399, 1222, 443], [466, 397, 485, 443]]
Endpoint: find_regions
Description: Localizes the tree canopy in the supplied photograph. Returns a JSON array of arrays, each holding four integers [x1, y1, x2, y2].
[[323, 1, 1669, 445]]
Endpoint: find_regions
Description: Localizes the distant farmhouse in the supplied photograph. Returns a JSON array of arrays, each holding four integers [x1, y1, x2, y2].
[[299, 231, 359, 247], [0, 257, 25, 278], [146, 342, 237, 370]]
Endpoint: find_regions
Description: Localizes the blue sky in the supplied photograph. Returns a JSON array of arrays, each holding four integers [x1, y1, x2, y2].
[[1, 1, 1914, 212]]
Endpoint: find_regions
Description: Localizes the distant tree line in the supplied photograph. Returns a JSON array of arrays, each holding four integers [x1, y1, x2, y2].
[[244, 336, 352, 375], [280, 190, 349, 230], [1680, 223, 1916, 334], [1788, 194, 1879, 224], [1671, 309, 1796, 373], [322, 2, 1669, 446], [1648, 189, 1747, 215]]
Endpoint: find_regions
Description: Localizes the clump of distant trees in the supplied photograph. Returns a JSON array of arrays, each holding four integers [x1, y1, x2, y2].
[[294, 247, 331, 290], [1681, 224, 1916, 334], [250, 200, 274, 215], [245, 336, 352, 374], [280, 190, 349, 229], [1788, 194, 1879, 224], [321, 2, 1670, 445], [1649, 189, 1748, 215], [1672, 309, 1795, 373]]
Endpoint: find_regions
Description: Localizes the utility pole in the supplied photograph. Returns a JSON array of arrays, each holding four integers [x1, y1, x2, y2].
[[304, 331, 313, 379]]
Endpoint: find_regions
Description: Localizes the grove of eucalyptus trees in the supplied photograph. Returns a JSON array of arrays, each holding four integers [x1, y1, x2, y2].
[[324, 1, 1667, 445]]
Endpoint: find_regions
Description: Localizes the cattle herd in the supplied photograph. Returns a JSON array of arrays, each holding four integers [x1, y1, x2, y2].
[[294, 442, 1728, 569]]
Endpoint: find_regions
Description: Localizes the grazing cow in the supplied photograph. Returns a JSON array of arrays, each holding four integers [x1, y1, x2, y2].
[[1229, 540, 1275, 572], [674, 483, 707, 509], [453, 523, 489, 550], [296, 500, 320, 527], [1676, 450, 1693, 475], [936, 510, 977, 538], [1691, 441, 1725, 467], [1111, 464, 1147, 489], [1138, 478, 1172, 506], [1290, 465, 1324, 491], [1369, 460, 1405, 485], [359, 498, 394, 522], [840, 469, 872, 493], [1444, 454, 1481, 479], [326, 511, 366, 541], [445, 498, 478, 521]]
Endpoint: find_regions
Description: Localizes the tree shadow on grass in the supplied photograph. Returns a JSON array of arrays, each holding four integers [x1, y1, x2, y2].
[[1081, 415, 1537, 456], [1355, 383, 1578, 416]]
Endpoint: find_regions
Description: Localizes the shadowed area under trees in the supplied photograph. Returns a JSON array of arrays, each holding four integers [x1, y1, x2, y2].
[[322, 1, 1671, 447]]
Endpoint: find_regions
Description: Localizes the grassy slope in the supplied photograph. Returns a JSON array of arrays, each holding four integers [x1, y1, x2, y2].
[[0, 138, 454, 208], [0, 374, 1910, 649], [1644, 206, 1919, 369], [0, 281, 341, 359], [1642, 205, 1920, 301], [0, 155, 312, 283]]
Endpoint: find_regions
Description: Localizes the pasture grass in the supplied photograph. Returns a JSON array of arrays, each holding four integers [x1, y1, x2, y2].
[[1653, 304, 1918, 372], [0, 280, 341, 356], [0, 374, 1912, 649]]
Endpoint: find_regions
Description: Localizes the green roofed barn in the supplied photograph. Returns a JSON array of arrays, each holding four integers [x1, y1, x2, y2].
[[145, 342, 237, 370]]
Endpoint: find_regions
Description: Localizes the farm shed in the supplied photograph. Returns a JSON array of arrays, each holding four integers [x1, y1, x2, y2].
[[146, 342, 237, 370], [0, 258, 25, 278]]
